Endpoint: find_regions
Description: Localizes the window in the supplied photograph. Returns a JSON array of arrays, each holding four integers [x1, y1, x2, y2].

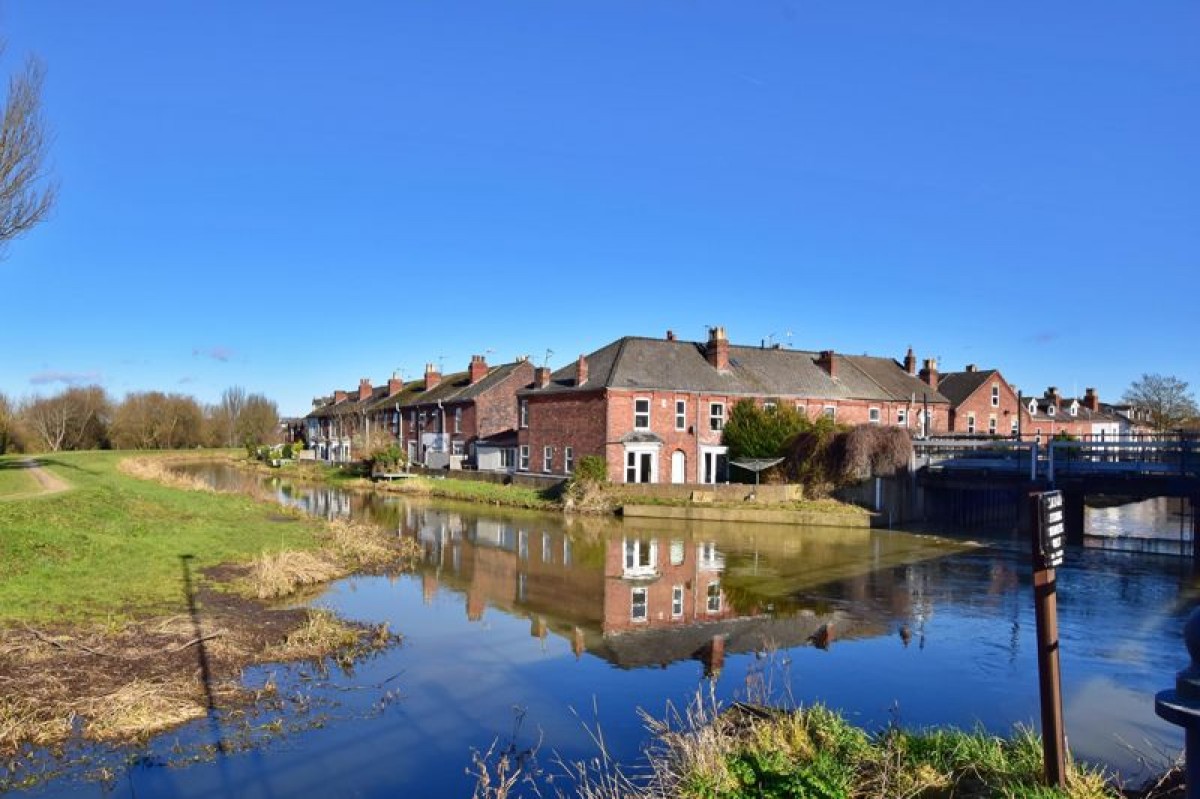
[[698, 541, 723, 570], [564, 446, 574, 473], [709, 402, 725, 431], [411, 410, 417, 427], [1047, 405, 1056, 417], [518, 530, 528, 561], [519, 445, 530, 471], [763, 400, 777, 411], [675, 399, 687, 430], [670, 539, 685, 566], [869, 407, 881, 424], [631, 588, 648, 622], [634, 398, 650, 430], [500, 448, 515, 469], [451, 440, 464, 455], [897, 408, 907, 425], [1069, 402, 1079, 417], [672, 585, 684, 618], [823, 406, 836, 419], [454, 407, 462, 433], [967, 413, 976, 434], [1028, 400, 1038, 415], [542, 532, 552, 563], [563, 537, 572, 566], [988, 415, 997, 435], [519, 400, 529, 428], [1011, 418, 1019, 435], [991, 384, 1000, 407], [706, 582, 722, 613], [623, 538, 657, 576], [543, 446, 553, 473]]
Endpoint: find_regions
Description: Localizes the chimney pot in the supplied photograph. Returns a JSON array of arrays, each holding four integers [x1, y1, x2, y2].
[[705, 326, 730, 371], [919, 358, 939, 391], [468, 354, 489, 385]]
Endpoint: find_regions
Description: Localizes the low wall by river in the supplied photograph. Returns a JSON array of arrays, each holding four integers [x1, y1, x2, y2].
[[609, 483, 802, 504], [622, 503, 870, 528]]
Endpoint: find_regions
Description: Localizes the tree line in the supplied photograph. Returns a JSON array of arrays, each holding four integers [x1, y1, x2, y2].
[[0, 385, 280, 454]]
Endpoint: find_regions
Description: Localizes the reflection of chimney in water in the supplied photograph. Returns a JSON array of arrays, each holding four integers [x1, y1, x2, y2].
[[899, 625, 912, 647], [531, 616, 547, 640], [467, 587, 485, 622], [422, 572, 438, 604], [702, 634, 726, 678], [573, 627, 585, 659], [809, 622, 835, 650]]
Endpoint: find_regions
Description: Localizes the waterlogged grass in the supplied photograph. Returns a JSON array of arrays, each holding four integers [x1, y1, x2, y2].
[[0, 451, 327, 624], [0, 465, 37, 498]]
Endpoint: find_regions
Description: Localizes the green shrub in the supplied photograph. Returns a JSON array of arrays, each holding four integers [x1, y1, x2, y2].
[[573, 455, 608, 484]]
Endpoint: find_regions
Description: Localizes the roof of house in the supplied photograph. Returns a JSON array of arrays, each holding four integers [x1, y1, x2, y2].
[[521, 336, 949, 405], [364, 360, 532, 412], [1022, 395, 1123, 424], [937, 369, 1001, 406]]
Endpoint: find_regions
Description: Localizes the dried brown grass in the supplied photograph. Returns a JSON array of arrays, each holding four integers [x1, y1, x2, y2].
[[118, 456, 216, 492], [250, 550, 344, 599], [79, 678, 206, 742], [268, 609, 392, 668]]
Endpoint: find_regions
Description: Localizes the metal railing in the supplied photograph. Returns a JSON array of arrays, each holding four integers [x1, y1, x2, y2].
[[913, 437, 1197, 483]]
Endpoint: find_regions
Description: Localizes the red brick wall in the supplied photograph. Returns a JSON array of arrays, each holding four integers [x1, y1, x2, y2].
[[948, 375, 1022, 436], [520, 390, 608, 475]]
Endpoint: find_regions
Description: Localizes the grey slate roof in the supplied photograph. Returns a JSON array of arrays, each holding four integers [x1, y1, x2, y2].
[[523, 336, 949, 405], [937, 370, 999, 407]]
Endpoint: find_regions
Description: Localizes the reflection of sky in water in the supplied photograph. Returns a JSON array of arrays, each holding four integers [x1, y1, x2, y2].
[[18, 469, 1195, 797]]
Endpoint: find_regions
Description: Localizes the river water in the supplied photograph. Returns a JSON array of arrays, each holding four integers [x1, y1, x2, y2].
[[11, 468, 1197, 797]]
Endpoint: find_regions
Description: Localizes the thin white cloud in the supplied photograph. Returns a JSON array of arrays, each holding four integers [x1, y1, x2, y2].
[[29, 370, 103, 386], [193, 346, 234, 362]]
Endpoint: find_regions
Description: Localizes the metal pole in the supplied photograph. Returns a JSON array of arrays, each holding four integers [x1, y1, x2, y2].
[[1031, 494, 1067, 789]]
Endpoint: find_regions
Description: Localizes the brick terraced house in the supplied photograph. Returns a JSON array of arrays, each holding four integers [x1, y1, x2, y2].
[[516, 327, 951, 484], [936, 365, 1023, 437]]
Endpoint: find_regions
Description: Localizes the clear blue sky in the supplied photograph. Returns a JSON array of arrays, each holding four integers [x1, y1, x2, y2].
[[2, 2, 1196, 416]]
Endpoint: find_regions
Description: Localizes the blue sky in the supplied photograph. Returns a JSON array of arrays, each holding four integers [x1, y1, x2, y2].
[[2, 2, 1196, 415]]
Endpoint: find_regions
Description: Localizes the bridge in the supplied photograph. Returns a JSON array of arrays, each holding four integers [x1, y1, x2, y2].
[[908, 437, 1199, 552]]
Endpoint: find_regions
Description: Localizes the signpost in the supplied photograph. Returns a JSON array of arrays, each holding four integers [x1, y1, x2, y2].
[[1032, 490, 1067, 788]]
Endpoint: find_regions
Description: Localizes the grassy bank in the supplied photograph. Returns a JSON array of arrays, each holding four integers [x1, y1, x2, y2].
[[475, 696, 1157, 799], [0, 463, 37, 498], [0, 451, 330, 624]]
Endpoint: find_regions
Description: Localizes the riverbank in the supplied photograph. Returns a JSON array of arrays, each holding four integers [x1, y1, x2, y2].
[[222, 453, 868, 520], [0, 451, 416, 762], [475, 696, 1171, 798]]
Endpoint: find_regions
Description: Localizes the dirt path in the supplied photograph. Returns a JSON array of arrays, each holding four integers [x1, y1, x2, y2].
[[6, 459, 71, 498]]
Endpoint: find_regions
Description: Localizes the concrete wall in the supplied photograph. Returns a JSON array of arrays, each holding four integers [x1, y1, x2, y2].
[[408, 464, 564, 491], [622, 504, 870, 528]]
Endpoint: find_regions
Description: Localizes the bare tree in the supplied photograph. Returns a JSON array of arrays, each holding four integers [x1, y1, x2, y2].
[[1122, 374, 1199, 433], [111, 391, 204, 450], [209, 386, 248, 447], [0, 51, 56, 257], [0, 391, 17, 453], [236, 393, 279, 447], [21, 386, 110, 452]]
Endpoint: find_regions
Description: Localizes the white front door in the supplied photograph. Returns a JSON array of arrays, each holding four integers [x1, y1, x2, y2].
[[700, 446, 728, 484], [671, 450, 686, 484], [624, 446, 659, 483]]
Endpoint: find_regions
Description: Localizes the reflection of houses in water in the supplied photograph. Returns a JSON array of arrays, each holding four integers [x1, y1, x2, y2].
[[397, 510, 900, 674], [306, 487, 355, 520]]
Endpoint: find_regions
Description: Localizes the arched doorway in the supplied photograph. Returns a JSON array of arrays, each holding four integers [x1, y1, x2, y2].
[[671, 450, 686, 484]]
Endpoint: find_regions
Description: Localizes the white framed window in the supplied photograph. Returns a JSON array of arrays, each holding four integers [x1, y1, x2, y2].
[[897, 408, 907, 425], [988, 415, 997, 435], [991, 384, 1000, 407], [1069, 401, 1079, 417], [1028, 399, 1038, 415], [564, 446, 574, 473], [869, 407, 881, 424], [452, 440, 464, 455], [823, 406, 836, 419], [672, 585, 684, 618], [631, 587, 648, 622], [454, 407, 462, 433], [1011, 418, 1019, 435], [675, 399, 687, 430], [542, 532, 552, 563], [518, 529, 529, 561], [543, 446, 553, 473], [411, 410, 417, 427], [1048, 405, 1056, 417], [763, 400, 777, 411], [706, 582, 722, 613], [519, 400, 529, 428], [709, 402, 725, 431], [698, 541, 723, 570], [634, 397, 651, 430], [623, 538, 658, 577], [500, 448, 515, 469], [519, 445, 530, 471], [967, 413, 976, 434], [669, 539, 685, 566]]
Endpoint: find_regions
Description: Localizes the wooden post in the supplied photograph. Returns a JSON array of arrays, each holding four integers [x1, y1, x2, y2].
[[1031, 492, 1067, 789]]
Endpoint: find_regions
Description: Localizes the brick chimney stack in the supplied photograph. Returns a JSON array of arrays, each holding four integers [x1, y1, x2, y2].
[[965, 364, 978, 373], [1046, 386, 1061, 411], [817, 350, 837, 379], [334, 389, 347, 404], [424, 363, 441, 390], [534, 366, 551, 389], [468, 354, 489, 385], [359, 378, 372, 401], [1084, 387, 1100, 412], [576, 354, 589, 386], [919, 358, 939, 390], [705, 326, 730, 371], [903, 347, 917, 376], [388, 376, 403, 395], [666, 330, 676, 341]]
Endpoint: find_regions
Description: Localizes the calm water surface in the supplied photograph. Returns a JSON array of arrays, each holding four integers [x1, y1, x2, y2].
[[10, 467, 1197, 797]]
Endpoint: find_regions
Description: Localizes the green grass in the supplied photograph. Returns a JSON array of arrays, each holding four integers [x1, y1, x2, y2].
[[0, 465, 37, 498], [0, 451, 327, 624]]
